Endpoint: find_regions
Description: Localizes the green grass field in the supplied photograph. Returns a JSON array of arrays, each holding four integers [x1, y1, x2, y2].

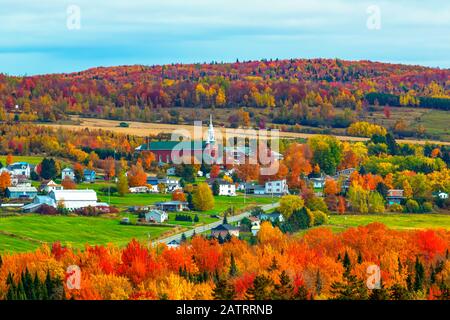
[[0, 155, 43, 165], [83, 182, 274, 214], [328, 214, 450, 231], [294, 214, 450, 237], [0, 215, 172, 253]]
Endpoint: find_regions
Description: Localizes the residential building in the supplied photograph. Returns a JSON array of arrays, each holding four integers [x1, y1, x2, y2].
[[259, 212, 285, 223], [208, 178, 237, 196], [144, 209, 169, 223], [6, 186, 38, 199], [211, 224, 240, 238], [154, 201, 189, 212], [61, 168, 75, 181], [5, 162, 32, 178], [167, 239, 180, 249], [387, 189, 405, 205], [83, 169, 96, 182], [39, 180, 63, 193], [264, 179, 289, 195], [129, 186, 150, 193]]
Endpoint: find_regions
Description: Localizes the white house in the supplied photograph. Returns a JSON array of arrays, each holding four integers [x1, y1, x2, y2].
[[2, 162, 32, 178], [129, 186, 150, 193], [144, 210, 169, 223], [49, 189, 98, 210], [259, 212, 285, 223], [39, 180, 63, 193], [209, 179, 237, 196], [265, 180, 289, 195], [61, 168, 75, 181]]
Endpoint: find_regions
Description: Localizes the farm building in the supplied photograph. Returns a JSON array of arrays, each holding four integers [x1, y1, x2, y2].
[[6, 186, 38, 199], [1, 162, 33, 178], [49, 189, 99, 210]]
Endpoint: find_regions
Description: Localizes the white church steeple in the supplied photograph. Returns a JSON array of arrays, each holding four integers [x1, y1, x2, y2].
[[206, 114, 215, 145]]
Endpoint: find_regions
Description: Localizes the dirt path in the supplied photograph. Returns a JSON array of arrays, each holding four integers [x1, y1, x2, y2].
[[39, 116, 450, 146]]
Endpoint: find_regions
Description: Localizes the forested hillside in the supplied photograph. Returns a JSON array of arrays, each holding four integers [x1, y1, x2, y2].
[[1, 59, 449, 126]]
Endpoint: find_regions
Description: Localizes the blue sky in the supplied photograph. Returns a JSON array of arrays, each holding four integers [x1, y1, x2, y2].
[[1, 0, 449, 75]]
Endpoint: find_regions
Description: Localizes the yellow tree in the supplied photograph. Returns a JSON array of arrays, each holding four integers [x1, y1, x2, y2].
[[278, 195, 304, 219], [192, 182, 215, 211]]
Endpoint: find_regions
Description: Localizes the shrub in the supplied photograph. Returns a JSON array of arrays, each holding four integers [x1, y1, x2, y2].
[[422, 202, 433, 213], [405, 199, 420, 213], [389, 203, 404, 213], [312, 210, 328, 226], [306, 197, 329, 213]]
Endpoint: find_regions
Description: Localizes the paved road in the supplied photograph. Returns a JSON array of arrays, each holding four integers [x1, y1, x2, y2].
[[153, 202, 280, 245]]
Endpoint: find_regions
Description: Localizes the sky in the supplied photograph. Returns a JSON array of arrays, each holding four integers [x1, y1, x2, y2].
[[1, 0, 449, 75]]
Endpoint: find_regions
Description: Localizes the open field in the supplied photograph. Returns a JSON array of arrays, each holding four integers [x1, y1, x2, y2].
[[295, 213, 450, 237], [39, 115, 450, 145], [0, 155, 43, 165], [83, 182, 274, 214], [0, 215, 172, 253]]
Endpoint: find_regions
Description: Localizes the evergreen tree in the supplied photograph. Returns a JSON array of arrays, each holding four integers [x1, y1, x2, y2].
[[246, 275, 274, 300], [213, 278, 236, 300], [315, 270, 323, 296], [180, 233, 187, 243], [229, 253, 238, 277], [268, 256, 279, 272], [369, 280, 390, 300], [414, 257, 424, 292], [272, 271, 294, 300], [212, 180, 220, 196]]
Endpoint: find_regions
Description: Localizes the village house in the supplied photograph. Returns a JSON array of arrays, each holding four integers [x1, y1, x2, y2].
[[147, 176, 181, 193], [259, 212, 285, 223], [1, 162, 33, 178], [39, 180, 63, 193], [265, 179, 289, 195], [6, 186, 38, 199], [208, 178, 237, 196], [83, 169, 96, 182], [387, 189, 405, 205], [144, 209, 169, 223], [61, 168, 75, 181], [248, 216, 261, 236], [129, 186, 150, 193], [155, 201, 189, 212], [167, 239, 181, 249], [211, 224, 240, 239]]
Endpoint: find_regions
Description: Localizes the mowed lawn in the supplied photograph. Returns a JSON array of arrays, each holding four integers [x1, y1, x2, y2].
[[0, 155, 43, 165], [0, 215, 172, 253]]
